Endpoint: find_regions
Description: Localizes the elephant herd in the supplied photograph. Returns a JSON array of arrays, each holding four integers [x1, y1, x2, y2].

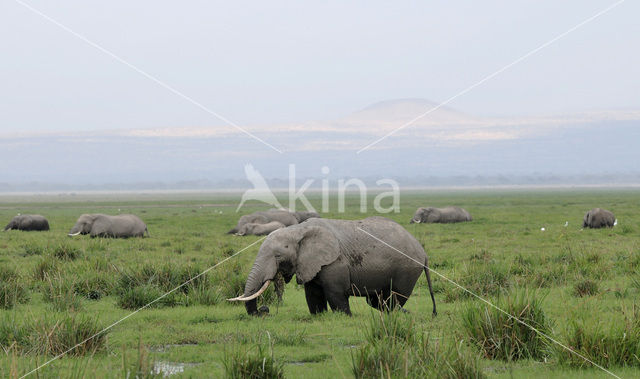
[[2, 205, 617, 318], [227, 205, 617, 317], [3, 213, 149, 238]]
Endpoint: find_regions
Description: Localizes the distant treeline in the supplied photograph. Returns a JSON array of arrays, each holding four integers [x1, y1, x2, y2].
[[1, 173, 639, 193]]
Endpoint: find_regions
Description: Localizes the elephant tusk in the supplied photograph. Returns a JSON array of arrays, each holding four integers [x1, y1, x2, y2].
[[68, 231, 82, 236], [227, 280, 271, 302], [414, 219, 421, 224]]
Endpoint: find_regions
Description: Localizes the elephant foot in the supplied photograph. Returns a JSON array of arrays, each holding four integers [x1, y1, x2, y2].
[[258, 305, 270, 315]]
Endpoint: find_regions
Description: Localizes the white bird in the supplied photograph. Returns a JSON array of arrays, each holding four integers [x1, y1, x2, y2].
[[564, 221, 569, 227], [540, 227, 545, 231], [614, 219, 618, 226]]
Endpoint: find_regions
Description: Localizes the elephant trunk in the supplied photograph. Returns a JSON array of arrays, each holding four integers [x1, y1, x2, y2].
[[228, 245, 278, 316], [227, 227, 238, 234]]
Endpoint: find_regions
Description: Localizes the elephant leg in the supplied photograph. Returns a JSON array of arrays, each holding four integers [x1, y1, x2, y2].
[[324, 288, 351, 315], [317, 262, 351, 315], [304, 281, 327, 314]]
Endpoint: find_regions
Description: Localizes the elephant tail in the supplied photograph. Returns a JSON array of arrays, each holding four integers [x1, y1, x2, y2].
[[424, 260, 437, 316]]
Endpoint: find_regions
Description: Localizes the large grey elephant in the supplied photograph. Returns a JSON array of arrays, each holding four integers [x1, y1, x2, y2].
[[228, 216, 436, 316], [228, 209, 320, 234], [3, 214, 49, 231], [68, 214, 149, 238], [236, 221, 286, 236], [410, 206, 472, 224], [583, 208, 615, 228]]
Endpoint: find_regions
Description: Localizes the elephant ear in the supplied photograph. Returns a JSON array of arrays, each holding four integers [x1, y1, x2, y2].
[[294, 225, 340, 283]]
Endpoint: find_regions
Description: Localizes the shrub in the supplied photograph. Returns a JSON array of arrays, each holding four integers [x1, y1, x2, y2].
[[559, 305, 640, 368], [223, 339, 285, 379], [0, 267, 29, 309], [573, 279, 599, 297], [462, 291, 552, 361]]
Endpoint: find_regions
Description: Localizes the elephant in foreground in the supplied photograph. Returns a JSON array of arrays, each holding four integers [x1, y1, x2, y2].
[[583, 208, 615, 228], [228, 216, 436, 316], [3, 214, 49, 231], [68, 214, 149, 238], [228, 209, 320, 234], [236, 221, 286, 236], [410, 206, 472, 224]]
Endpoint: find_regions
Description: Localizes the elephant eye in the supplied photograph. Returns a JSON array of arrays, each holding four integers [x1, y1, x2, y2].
[[284, 245, 289, 249]]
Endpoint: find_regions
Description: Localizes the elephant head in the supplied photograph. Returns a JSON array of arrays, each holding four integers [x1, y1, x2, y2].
[[68, 214, 98, 236], [3, 220, 15, 231], [410, 207, 432, 224], [228, 223, 340, 315]]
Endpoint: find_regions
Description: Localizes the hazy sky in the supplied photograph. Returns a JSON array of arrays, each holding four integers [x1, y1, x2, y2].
[[1, 1, 638, 134]]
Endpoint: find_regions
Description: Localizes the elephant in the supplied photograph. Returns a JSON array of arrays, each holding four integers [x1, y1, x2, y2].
[[410, 206, 472, 224], [228, 216, 436, 317], [228, 209, 308, 234], [236, 221, 286, 236], [68, 214, 149, 238], [293, 211, 321, 223], [3, 214, 49, 231], [583, 208, 615, 228]]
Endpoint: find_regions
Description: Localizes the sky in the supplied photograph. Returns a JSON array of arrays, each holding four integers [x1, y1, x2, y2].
[[1, 0, 639, 135]]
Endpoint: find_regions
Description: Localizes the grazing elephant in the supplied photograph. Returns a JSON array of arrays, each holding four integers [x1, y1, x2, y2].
[[410, 206, 472, 224], [68, 214, 149, 238], [236, 221, 286, 236], [227, 209, 300, 234], [583, 208, 615, 228], [3, 214, 49, 231], [228, 216, 436, 317]]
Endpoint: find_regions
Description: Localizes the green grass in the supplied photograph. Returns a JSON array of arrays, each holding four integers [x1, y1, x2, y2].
[[0, 189, 639, 377]]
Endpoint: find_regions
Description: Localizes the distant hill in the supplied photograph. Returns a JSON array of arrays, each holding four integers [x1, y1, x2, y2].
[[1, 99, 639, 189]]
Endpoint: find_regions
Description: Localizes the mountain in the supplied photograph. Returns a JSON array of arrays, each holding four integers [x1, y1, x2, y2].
[[1, 99, 639, 188]]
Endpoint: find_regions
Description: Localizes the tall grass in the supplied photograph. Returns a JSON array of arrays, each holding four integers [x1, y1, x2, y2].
[[223, 335, 285, 379], [462, 290, 552, 361], [42, 273, 83, 312], [444, 264, 510, 302], [352, 310, 485, 378], [0, 314, 107, 356], [559, 304, 640, 368], [0, 267, 29, 309]]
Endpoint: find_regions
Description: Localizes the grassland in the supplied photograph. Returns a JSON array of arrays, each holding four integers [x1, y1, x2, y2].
[[0, 189, 639, 378]]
